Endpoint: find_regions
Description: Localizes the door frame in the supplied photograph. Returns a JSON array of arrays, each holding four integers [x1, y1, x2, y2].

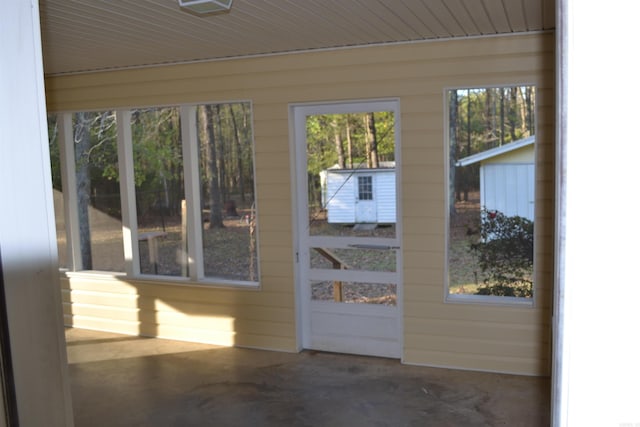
[[289, 98, 403, 357]]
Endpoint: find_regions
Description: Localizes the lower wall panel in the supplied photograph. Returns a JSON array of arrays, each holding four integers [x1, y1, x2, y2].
[[61, 276, 298, 352], [403, 348, 549, 377]]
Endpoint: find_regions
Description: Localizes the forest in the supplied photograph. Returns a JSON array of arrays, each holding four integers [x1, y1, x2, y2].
[[449, 86, 536, 207], [49, 102, 256, 278], [305, 111, 395, 211]]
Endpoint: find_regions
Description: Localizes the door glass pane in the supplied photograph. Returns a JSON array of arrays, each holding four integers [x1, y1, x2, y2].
[[310, 247, 396, 272], [306, 111, 396, 237], [131, 107, 185, 276], [311, 280, 397, 306], [305, 110, 397, 305]]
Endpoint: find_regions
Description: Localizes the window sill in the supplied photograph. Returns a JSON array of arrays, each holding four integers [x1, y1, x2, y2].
[[445, 292, 534, 308], [60, 269, 260, 291]]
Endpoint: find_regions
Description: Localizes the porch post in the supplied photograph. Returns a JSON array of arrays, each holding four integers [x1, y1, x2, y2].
[[554, 1, 640, 425], [0, 0, 74, 425]]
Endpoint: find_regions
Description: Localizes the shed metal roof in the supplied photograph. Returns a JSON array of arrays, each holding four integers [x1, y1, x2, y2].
[[455, 135, 535, 167]]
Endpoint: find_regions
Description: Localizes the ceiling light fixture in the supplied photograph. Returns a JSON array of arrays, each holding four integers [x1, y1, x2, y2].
[[178, 0, 233, 15]]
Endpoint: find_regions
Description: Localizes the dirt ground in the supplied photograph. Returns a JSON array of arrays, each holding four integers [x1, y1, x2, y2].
[[448, 193, 486, 294]]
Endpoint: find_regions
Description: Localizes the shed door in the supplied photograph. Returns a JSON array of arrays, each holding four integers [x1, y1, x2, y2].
[[355, 175, 377, 223], [292, 100, 402, 358]]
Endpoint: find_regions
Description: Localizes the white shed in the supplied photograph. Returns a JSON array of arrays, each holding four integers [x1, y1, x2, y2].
[[456, 136, 535, 221], [320, 162, 396, 224]]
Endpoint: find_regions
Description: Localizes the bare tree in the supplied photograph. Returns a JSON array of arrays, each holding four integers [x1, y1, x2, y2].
[[508, 87, 518, 141], [499, 88, 506, 145], [74, 112, 92, 269], [364, 112, 379, 168], [198, 105, 224, 228], [229, 104, 245, 202], [213, 105, 227, 202], [345, 114, 354, 169], [331, 117, 345, 169], [449, 90, 459, 216]]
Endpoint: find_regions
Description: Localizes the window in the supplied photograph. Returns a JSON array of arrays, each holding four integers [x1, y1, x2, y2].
[[195, 103, 257, 281], [49, 101, 258, 285], [446, 86, 536, 303], [357, 176, 373, 200], [131, 107, 183, 276]]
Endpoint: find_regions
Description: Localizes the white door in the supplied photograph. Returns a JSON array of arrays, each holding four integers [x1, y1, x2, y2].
[[292, 100, 402, 358]]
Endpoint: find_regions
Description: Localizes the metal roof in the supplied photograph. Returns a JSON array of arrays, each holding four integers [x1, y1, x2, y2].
[[455, 135, 535, 167]]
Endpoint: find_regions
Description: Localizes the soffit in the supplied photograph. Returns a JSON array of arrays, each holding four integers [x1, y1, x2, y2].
[[39, 0, 555, 76]]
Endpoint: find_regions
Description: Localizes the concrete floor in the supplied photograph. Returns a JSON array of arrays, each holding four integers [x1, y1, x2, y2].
[[66, 328, 550, 426]]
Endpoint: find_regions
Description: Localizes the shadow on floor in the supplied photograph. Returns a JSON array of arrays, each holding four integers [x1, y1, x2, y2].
[[66, 328, 549, 427]]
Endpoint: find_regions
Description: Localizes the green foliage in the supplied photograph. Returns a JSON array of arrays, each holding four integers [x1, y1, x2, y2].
[[469, 209, 534, 297], [450, 86, 536, 202], [453, 87, 535, 156], [48, 102, 256, 223], [305, 111, 395, 175]]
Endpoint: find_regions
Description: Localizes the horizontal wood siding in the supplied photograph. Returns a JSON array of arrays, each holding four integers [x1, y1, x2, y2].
[[47, 32, 554, 375], [375, 172, 397, 223], [326, 173, 356, 223]]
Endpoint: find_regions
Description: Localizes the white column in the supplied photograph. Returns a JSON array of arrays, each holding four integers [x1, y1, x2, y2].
[[117, 110, 140, 276], [58, 112, 83, 270], [554, 1, 640, 425], [0, 0, 74, 425], [181, 105, 204, 280]]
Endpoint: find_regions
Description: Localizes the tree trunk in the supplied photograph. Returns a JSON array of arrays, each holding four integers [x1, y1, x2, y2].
[[214, 105, 227, 202], [527, 87, 535, 134], [229, 104, 245, 202], [485, 88, 494, 143], [199, 105, 224, 228], [449, 90, 459, 216], [464, 90, 471, 201], [364, 112, 379, 168], [508, 87, 518, 141], [74, 112, 93, 269], [500, 88, 505, 146], [331, 118, 345, 168], [345, 115, 353, 169], [518, 87, 528, 136]]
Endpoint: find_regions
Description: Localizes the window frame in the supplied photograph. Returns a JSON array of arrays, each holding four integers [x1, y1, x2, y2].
[[443, 85, 536, 308], [53, 101, 260, 288], [357, 175, 373, 201]]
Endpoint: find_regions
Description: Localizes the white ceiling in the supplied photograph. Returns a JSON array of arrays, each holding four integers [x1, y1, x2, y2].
[[39, 0, 555, 76]]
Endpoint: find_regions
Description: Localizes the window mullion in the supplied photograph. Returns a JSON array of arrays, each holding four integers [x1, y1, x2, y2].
[[116, 110, 140, 276], [180, 105, 204, 280], [57, 113, 83, 271]]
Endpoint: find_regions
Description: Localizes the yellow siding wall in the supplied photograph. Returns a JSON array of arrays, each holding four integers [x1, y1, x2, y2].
[[47, 32, 554, 375], [488, 145, 536, 164]]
